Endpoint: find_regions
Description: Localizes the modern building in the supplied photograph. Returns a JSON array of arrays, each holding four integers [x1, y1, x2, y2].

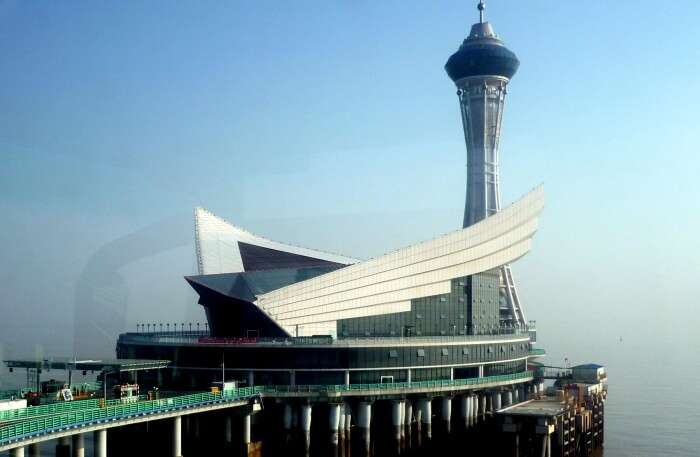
[[117, 1, 544, 390]]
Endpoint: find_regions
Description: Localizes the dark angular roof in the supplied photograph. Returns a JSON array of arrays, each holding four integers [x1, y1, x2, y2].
[[238, 242, 346, 271], [186, 265, 344, 303]]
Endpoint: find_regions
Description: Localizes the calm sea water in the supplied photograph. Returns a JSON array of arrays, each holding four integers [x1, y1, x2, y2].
[[1, 335, 698, 457]]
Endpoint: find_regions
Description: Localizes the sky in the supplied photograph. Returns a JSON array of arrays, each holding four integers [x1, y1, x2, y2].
[[1, 0, 699, 364]]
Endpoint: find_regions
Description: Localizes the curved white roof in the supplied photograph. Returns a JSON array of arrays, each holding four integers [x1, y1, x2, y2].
[[194, 207, 359, 275], [256, 185, 544, 336]]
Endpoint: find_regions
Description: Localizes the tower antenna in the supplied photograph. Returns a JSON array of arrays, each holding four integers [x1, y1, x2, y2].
[[478, 0, 485, 24]]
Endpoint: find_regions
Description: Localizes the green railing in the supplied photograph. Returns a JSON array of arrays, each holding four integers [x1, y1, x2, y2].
[[0, 396, 146, 423], [529, 348, 546, 356], [0, 372, 533, 446]]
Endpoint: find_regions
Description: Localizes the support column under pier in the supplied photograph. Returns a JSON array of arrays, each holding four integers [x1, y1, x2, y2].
[[10, 447, 24, 457], [338, 404, 346, 441], [391, 400, 403, 442], [503, 390, 513, 408], [460, 395, 470, 428], [492, 391, 502, 412], [56, 436, 70, 457], [418, 398, 432, 440], [283, 403, 293, 442], [173, 416, 182, 457], [329, 403, 341, 444], [28, 444, 39, 457], [300, 404, 312, 452], [72, 433, 85, 457], [480, 393, 487, 419], [356, 401, 372, 456], [441, 397, 452, 435], [95, 430, 107, 457]]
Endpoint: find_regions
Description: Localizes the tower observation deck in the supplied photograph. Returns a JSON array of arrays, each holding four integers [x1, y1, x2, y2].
[[445, 1, 526, 326]]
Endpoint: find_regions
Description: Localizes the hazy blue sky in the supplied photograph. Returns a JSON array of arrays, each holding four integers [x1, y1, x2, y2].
[[1, 1, 699, 362]]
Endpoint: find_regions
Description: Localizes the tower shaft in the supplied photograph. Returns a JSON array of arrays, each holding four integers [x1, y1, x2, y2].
[[456, 75, 526, 326]]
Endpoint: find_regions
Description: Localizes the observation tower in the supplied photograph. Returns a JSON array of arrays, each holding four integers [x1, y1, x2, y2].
[[445, 1, 525, 325]]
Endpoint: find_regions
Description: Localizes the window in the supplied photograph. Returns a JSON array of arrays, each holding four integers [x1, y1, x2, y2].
[[441, 348, 449, 356], [417, 349, 425, 357], [439, 297, 447, 302], [487, 346, 494, 354], [462, 347, 469, 355], [389, 350, 398, 358]]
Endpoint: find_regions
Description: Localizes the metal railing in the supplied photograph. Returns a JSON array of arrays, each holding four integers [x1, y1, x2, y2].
[[0, 396, 145, 423], [0, 371, 533, 446], [528, 348, 546, 356], [120, 328, 534, 347]]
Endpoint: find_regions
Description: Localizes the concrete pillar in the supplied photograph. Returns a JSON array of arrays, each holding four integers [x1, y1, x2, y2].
[[418, 398, 432, 440], [449, 367, 454, 381], [173, 416, 182, 457], [225, 415, 232, 443], [478, 365, 484, 377], [290, 370, 296, 387], [479, 393, 487, 418], [440, 396, 452, 434], [514, 387, 520, 403], [460, 395, 469, 428], [356, 401, 372, 454], [503, 390, 513, 408], [94, 430, 107, 457], [407, 368, 412, 384], [539, 382, 545, 394], [403, 400, 412, 443], [28, 444, 40, 457], [338, 405, 346, 440], [10, 447, 25, 457], [243, 413, 252, 445], [344, 403, 352, 435], [72, 434, 85, 457], [344, 370, 350, 387], [193, 415, 201, 440], [247, 371, 254, 387], [300, 404, 312, 450], [391, 400, 403, 441], [56, 437, 70, 457], [283, 402, 293, 438], [329, 403, 341, 444], [492, 391, 502, 411]]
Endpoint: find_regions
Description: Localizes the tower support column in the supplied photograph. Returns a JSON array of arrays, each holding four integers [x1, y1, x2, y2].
[[356, 401, 372, 455], [72, 433, 85, 457]]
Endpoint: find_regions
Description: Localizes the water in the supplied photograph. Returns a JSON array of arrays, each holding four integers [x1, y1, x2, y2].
[[1, 335, 698, 457]]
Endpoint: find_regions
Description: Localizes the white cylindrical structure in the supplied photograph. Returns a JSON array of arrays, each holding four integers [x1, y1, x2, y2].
[[283, 403, 293, 430], [492, 391, 502, 411], [329, 403, 341, 444], [539, 382, 545, 394], [391, 400, 403, 441], [243, 413, 251, 445], [418, 398, 432, 440], [338, 405, 346, 440], [10, 447, 25, 457], [95, 430, 107, 457], [514, 387, 520, 403], [300, 404, 312, 449], [72, 433, 85, 457], [404, 401, 412, 427], [460, 395, 470, 427], [357, 402, 372, 453], [441, 397, 452, 434], [344, 404, 352, 434], [344, 370, 350, 387], [173, 416, 182, 457], [479, 394, 487, 418], [503, 390, 513, 407], [407, 368, 412, 384]]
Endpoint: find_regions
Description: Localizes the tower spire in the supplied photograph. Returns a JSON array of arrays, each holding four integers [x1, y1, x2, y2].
[[478, 0, 485, 24]]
